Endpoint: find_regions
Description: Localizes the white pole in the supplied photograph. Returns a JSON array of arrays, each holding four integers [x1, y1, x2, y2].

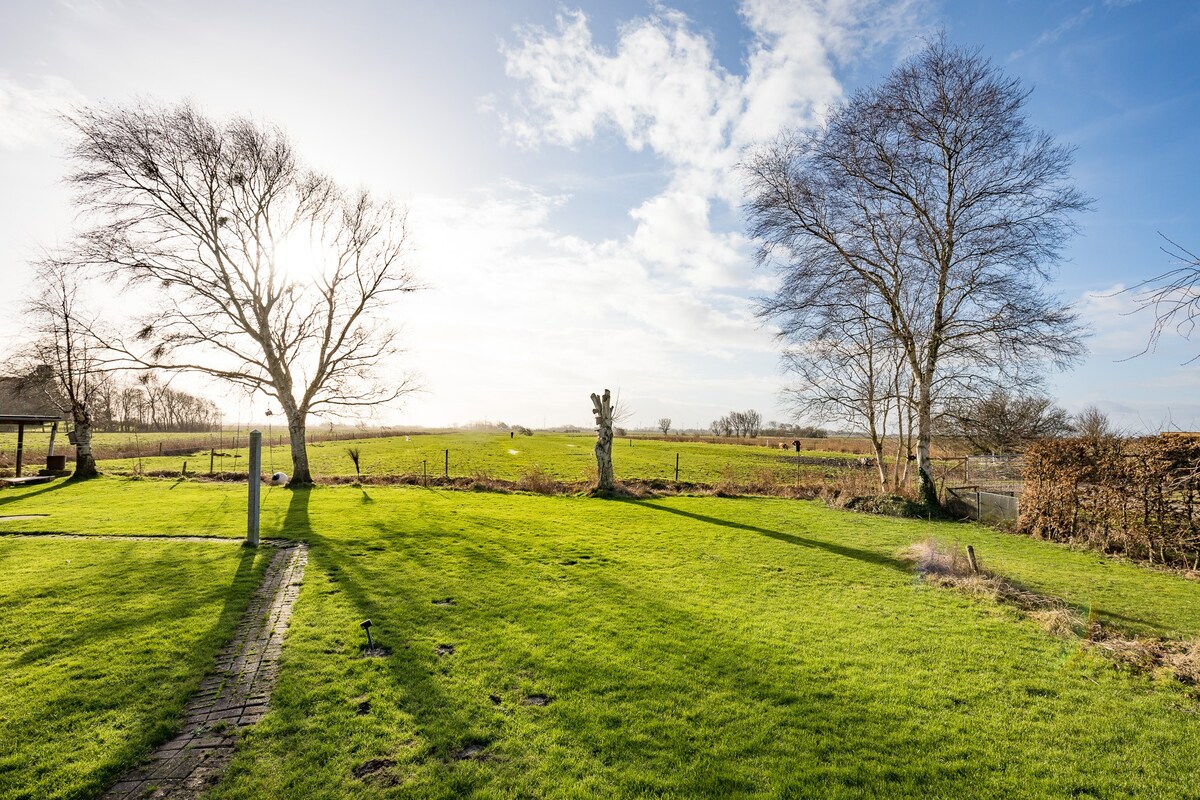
[[247, 429, 261, 546]]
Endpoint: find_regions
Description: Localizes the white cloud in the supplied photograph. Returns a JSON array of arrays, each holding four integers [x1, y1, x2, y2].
[[0, 74, 83, 150], [446, 1, 932, 425], [498, 1, 929, 297]]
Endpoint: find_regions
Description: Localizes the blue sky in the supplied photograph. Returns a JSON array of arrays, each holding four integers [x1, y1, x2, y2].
[[1, 0, 1198, 431]]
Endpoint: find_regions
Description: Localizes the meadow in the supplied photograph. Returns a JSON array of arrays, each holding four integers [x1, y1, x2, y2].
[[1, 429, 869, 486], [3, 477, 1200, 797]]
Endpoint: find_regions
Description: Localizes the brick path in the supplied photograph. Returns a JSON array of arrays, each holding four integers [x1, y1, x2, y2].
[[102, 541, 309, 800]]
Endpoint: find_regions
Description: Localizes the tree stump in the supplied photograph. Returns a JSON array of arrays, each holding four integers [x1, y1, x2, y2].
[[591, 389, 614, 493]]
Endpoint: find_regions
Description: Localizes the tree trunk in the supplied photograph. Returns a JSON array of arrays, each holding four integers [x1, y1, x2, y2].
[[591, 390, 614, 492], [286, 411, 313, 486], [915, 374, 939, 508], [866, 406, 888, 494], [70, 415, 99, 480], [871, 438, 888, 494]]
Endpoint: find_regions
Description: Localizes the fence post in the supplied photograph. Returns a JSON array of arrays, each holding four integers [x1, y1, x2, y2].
[[445, 449, 449, 479], [675, 453, 680, 482], [209, 448, 215, 476], [423, 459, 428, 488], [247, 430, 261, 547]]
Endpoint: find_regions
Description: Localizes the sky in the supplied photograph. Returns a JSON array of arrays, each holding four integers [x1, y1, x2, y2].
[[1, 0, 1198, 432]]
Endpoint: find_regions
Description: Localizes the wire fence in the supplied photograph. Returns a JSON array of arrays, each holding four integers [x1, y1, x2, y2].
[[940, 454, 1024, 496]]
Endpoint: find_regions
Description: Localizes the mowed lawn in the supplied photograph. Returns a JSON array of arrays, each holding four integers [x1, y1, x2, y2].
[[88, 431, 857, 484], [0, 533, 271, 800], [4, 478, 1200, 797]]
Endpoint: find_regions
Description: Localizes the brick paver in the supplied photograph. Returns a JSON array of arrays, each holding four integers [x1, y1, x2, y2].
[[102, 540, 309, 800]]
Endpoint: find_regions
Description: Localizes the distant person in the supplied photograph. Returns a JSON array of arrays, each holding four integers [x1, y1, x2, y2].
[[510, 431, 514, 439]]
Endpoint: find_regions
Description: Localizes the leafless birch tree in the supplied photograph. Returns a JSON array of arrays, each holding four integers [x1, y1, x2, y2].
[[782, 300, 913, 491], [62, 101, 418, 485], [744, 36, 1089, 506], [18, 261, 106, 479]]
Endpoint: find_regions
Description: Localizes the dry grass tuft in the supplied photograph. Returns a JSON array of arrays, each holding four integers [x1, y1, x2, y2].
[[903, 538, 1200, 689], [516, 464, 561, 495]]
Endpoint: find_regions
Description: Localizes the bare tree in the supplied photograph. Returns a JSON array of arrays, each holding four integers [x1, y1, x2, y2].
[[744, 36, 1089, 506], [1074, 405, 1116, 442], [62, 101, 417, 485], [1132, 235, 1200, 361], [743, 409, 762, 438], [782, 300, 910, 491], [942, 388, 1073, 454], [657, 417, 672, 435], [18, 261, 106, 479]]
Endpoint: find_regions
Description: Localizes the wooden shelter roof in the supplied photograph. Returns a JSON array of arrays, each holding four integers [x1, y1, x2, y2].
[[0, 371, 64, 425]]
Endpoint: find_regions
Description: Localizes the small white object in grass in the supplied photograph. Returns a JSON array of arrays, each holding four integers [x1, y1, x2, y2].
[[269, 471, 288, 485], [508, 449, 519, 455]]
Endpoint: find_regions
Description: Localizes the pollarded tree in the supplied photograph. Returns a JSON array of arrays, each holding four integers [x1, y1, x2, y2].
[[744, 36, 1089, 506], [657, 417, 672, 435], [62, 101, 417, 485]]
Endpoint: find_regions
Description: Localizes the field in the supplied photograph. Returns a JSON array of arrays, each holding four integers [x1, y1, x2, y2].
[[1, 430, 871, 486], [3, 477, 1200, 798]]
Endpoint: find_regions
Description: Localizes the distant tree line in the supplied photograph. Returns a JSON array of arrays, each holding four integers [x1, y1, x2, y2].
[[709, 410, 763, 438], [763, 421, 826, 439], [92, 373, 221, 433]]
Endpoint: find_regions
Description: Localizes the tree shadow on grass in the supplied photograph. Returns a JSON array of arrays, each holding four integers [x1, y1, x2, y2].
[[626, 499, 909, 573], [0, 479, 70, 509], [273, 488, 484, 775], [11, 540, 262, 669]]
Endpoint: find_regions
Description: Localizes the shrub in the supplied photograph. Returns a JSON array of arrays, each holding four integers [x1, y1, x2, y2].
[[1021, 433, 1200, 568]]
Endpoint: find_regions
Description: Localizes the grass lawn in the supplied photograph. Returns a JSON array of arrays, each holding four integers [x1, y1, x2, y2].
[[4, 477, 1200, 797], [86, 431, 859, 484], [0, 533, 271, 800]]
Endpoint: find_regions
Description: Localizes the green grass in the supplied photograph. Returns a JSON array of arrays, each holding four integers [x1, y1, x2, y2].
[[0, 533, 271, 800], [92, 431, 857, 484], [4, 477, 1200, 797]]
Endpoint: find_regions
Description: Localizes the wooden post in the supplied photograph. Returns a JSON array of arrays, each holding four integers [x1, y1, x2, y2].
[[423, 459, 428, 487], [158, 441, 163, 456], [47, 421, 58, 458], [14, 423, 24, 478], [444, 449, 449, 478], [182, 460, 188, 476], [210, 448, 215, 475], [247, 430, 261, 547], [966, 545, 978, 574], [675, 453, 680, 482]]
